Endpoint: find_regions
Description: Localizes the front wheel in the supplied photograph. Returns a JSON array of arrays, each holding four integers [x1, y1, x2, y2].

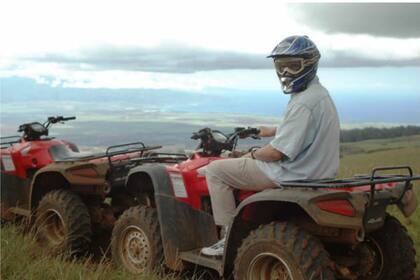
[[111, 205, 163, 274], [33, 189, 92, 256], [234, 222, 335, 280]]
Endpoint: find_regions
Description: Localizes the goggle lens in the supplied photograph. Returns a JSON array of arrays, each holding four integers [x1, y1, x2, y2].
[[274, 58, 305, 75]]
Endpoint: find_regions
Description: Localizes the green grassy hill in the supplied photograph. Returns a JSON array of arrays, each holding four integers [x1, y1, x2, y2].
[[1, 136, 420, 279]]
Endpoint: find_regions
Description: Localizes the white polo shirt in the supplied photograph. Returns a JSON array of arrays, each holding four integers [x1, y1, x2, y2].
[[256, 76, 340, 183]]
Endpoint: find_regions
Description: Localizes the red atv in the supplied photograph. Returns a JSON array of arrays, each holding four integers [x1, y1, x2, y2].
[[111, 127, 419, 279], [1, 116, 185, 255], [1, 116, 79, 220]]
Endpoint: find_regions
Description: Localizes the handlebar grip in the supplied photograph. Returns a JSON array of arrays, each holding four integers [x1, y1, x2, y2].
[[238, 127, 261, 138], [63, 116, 76, 121]]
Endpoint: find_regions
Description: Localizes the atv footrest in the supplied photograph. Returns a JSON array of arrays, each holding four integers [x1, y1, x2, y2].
[[179, 249, 223, 274]]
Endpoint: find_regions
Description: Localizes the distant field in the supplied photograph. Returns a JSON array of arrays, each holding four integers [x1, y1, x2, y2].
[[2, 111, 418, 147], [1, 135, 420, 279]]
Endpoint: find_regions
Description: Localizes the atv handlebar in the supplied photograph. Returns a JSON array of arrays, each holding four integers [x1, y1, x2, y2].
[[46, 116, 76, 126], [63, 116, 76, 121], [191, 127, 260, 141], [16, 116, 77, 140], [191, 127, 261, 156], [191, 128, 210, 140]]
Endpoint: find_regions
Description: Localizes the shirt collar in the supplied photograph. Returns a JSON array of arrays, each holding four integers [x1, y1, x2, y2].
[[290, 76, 319, 99]]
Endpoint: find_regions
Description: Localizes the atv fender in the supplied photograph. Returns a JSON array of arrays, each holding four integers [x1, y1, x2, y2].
[[125, 165, 218, 270], [221, 187, 367, 276], [0, 173, 31, 218], [29, 162, 108, 210], [234, 187, 366, 229]]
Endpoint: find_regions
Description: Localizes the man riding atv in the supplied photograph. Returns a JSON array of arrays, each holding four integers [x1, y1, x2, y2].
[[202, 35, 340, 256], [111, 35, 417, 279]]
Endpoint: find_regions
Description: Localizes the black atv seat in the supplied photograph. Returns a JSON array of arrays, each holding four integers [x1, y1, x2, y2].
[[49, 144, 99, 161]]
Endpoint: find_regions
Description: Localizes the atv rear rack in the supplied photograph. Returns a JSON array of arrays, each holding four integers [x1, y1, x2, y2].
[[56, 142, 162, 162], [280, 166, 420, 206]]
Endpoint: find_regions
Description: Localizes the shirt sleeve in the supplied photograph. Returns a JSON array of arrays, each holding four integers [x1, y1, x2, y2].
[[270, 104, 313, 161]]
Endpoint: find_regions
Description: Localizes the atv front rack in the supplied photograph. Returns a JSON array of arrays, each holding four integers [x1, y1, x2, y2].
[[0, 136, 21, 148], [280, 166, 420, 206], [104, 143, 188, 185]]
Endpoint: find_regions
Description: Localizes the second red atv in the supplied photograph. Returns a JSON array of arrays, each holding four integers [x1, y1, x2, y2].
[[111, 127, 419, 279], [0, 116, 187, 255]]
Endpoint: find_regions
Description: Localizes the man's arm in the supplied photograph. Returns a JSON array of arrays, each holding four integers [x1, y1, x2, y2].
[[243, 144, 283, 162], [258, 126, 277, 137]]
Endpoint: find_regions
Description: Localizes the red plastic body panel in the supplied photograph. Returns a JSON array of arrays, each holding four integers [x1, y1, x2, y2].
[[0, 139, 77, 179], [166, 153, 222, 210]]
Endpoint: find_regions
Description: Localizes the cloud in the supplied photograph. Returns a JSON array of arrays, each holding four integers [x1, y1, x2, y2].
[[19, 43, 420, 74], [291, 3, 420, 38], [23, 45, 271, 73], [321, 50, 420, 67], [2, 2, 420, 75]]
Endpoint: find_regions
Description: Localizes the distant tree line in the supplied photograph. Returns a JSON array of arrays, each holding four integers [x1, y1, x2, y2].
[[340, 125, 420, 143]]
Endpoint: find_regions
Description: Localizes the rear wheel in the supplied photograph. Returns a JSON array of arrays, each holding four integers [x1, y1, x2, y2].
[[111, 205, 163, 274], [234, 222, 335, 280], [351, 215, 416, 280], [34, 189, 91, 256]]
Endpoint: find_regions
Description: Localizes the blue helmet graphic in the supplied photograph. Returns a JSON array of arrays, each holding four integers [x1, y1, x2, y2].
[[269, 36, 320, 93]]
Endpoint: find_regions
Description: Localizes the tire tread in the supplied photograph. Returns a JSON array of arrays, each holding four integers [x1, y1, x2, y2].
[[234, 222, 335, 280], [35, 189, 92, 255]]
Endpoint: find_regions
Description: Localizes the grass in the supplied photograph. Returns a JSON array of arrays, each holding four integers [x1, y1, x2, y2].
[[1, 135, 420, 279], [0, 225, 185, 280]]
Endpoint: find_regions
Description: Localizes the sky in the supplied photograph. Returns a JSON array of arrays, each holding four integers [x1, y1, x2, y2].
[[0, 1, 420, 92]]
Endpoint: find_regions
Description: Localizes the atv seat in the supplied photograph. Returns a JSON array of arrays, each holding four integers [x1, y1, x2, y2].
[[49, 144, 96, 161]]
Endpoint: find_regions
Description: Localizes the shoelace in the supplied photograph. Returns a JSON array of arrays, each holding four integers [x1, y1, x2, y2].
[[209, 239, 225, 249]]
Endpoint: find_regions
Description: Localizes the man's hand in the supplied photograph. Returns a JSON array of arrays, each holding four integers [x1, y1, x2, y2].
[[258, 126, 277, 137], [237, 127, 261, 139], [248, 145, 283, 162], [229, 150, 247, 158], [241, 152, 252, 158]]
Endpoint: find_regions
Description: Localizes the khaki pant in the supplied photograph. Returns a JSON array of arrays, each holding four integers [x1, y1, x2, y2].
[[205, 158, 278, 226]]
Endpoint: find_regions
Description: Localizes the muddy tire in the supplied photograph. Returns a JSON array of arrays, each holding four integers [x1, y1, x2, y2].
[[34, 189, 91, 256], [360, 215, 416, 280], [111, 205, 163, 274], [234, 222, 335, 280]]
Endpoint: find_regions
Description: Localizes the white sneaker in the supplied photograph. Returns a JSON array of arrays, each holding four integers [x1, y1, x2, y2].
[[201, 238, 225, 256]]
